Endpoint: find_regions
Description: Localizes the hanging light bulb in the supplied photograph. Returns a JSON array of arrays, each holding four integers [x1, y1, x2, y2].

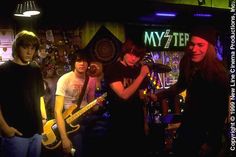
[[14, 3, 31, 17], [23, 1, 40, 16]]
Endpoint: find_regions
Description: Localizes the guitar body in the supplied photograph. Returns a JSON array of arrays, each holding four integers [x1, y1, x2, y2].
[[42, 92, 107, 149], [42, 104, 80, 149]]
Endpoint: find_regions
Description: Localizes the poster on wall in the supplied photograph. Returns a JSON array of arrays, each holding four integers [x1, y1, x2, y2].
[[163, 51, 185, 87], [0, 29, 14, 63], [144, 50, 184, 90], [0, 47, 13, 62]]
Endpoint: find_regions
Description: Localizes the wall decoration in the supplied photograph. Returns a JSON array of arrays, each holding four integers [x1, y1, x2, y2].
[[85, 26, 122, 64]]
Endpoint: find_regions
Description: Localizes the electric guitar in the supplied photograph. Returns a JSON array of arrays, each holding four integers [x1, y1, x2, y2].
[[41, 92, 107, 149]]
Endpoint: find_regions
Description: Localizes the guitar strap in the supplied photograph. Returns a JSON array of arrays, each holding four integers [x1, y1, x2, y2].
[[76, 74, 89, 109]]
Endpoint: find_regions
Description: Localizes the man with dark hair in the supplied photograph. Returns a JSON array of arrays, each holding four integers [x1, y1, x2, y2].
[[0, 30, 46, 157], [54, 51, 97, 157]]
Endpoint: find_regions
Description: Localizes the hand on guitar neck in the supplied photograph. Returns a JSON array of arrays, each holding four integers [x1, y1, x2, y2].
[[91, 95, 105, 112]]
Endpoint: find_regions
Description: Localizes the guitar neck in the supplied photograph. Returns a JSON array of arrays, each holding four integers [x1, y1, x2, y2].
[[67, 93, 107, 124]]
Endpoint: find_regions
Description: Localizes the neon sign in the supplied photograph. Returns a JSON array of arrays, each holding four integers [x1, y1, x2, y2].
[[143, 29, 190, 50]]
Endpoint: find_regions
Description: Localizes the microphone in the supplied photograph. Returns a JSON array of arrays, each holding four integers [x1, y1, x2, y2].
[[142, 62, 172, 73]]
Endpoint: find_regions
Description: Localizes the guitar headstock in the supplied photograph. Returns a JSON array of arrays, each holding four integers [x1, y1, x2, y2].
[[96, 92, 107, 104]]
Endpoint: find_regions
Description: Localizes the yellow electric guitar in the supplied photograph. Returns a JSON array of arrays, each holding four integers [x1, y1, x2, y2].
[[41, 92, 107, 149]]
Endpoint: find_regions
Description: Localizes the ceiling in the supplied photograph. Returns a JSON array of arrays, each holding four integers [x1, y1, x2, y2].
[[149, 0, 230, 9], [1, 1, 150, 24], [0, 0, 230, 29]]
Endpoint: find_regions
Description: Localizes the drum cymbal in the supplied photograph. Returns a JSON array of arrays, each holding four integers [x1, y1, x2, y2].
[[150, 63, 171, 73]]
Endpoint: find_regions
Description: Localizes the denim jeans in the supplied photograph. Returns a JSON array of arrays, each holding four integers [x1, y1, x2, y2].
[[1, 134, 42, 157]]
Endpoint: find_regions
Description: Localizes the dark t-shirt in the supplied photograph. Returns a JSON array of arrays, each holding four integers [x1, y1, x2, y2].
[[104, 61, 148, 136], [0, 60, 45, 137]]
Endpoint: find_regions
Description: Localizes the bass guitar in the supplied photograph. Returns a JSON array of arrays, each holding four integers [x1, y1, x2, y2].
[[41, 92, 107, 149]]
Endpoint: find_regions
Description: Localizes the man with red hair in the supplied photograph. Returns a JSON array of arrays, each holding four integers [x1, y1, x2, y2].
[[104, 38, 150, 157]]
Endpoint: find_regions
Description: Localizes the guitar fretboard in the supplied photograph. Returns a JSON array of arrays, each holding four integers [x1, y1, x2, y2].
[[67, 93, 107, 123]]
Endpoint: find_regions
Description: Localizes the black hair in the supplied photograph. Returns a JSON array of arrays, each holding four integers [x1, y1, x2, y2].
[[70, 50, 90, 70], [190, 26, 218, 46]]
